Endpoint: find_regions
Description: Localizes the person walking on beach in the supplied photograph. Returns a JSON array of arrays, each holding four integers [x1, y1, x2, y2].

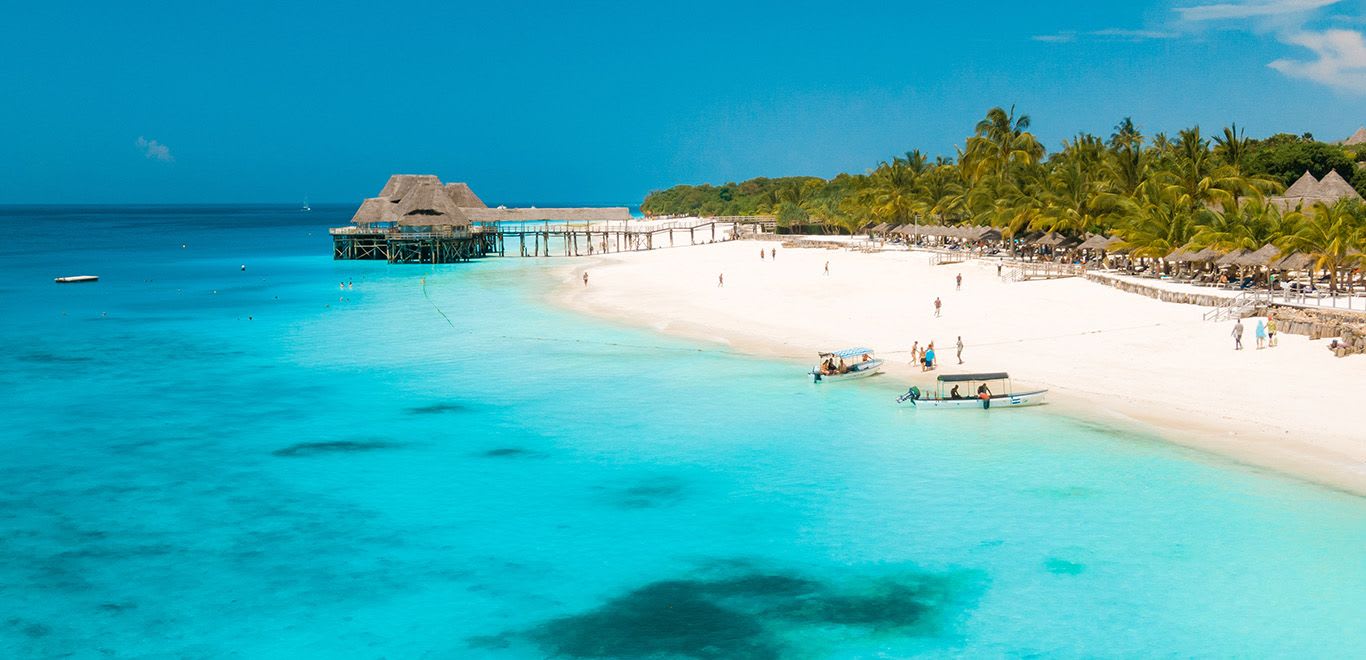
[[956, 336, 964, 364], [1255, 318, 1266, 349], [1232, 320, 1244, 350], [718, 273, 724, 288], [956, 273, 962, 290], [582, 271, 589, 287], [1267, 316, 1278, 347], [934, 297, 942, 317], [824, 261, 830, 276]]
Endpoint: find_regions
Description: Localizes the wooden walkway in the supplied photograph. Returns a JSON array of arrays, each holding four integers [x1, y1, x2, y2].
[[331, 220, 732, 264]]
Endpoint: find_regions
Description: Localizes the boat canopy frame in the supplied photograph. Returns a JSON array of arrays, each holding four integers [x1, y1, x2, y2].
[[937, 372, 1010, 383], [819, 347, 875, 360]]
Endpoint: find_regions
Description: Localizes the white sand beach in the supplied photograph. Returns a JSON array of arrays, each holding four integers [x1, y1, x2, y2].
[[556, 240, 1366, 496]]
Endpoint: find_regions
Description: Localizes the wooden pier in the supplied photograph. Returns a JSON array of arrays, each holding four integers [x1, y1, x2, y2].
[[331, 220, 733, 264]]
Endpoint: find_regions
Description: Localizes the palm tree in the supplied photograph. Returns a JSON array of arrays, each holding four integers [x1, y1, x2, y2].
[[859, 154, 927, 226], [964, 106, 1044, 182], [1279, 200, 1365, 293], [1213, 122, 1251, 173], [1188, 196, 1287, 252]]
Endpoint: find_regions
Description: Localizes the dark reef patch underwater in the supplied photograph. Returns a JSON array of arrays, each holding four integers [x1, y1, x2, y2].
[[270, 440, 402, 457], [470, 561, 983, 658], [405, 402, 468, 415]]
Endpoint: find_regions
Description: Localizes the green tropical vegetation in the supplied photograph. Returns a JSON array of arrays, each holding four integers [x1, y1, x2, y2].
[[641, 107, 1366, 290]]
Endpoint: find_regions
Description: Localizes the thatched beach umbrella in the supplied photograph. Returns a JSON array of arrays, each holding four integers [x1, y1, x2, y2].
[[1216, 248, 1250, 267], [1241, 244, 1281, 268], [1272, 253, 1314, 271], [1076, 234, 1111, 251], [1165, 249, 1195, 263], [1189, 247, 1223, 263]]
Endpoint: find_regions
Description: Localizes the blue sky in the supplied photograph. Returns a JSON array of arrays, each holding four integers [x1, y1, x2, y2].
[[3, 0, 1365, 204]]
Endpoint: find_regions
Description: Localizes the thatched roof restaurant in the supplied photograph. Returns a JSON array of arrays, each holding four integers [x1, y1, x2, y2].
[[350, 174, 629, 229]]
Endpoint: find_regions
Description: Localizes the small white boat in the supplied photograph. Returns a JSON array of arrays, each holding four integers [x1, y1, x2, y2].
[[897, 372, 1047, 409], [811, 347, 884, 383], [54, 275, 99, 284]]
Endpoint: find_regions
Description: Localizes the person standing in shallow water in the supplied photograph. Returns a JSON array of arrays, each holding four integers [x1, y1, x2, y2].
[[1232, 319, 1244, 350]]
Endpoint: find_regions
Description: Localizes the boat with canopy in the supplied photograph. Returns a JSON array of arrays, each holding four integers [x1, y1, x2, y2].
[[811, 347, 883, 383], [896, 372, 1047, 409]]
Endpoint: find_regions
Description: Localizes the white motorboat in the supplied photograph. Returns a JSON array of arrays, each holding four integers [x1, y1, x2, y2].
[[811, 347, 884, 383], [54, 275, 99, 284], [897, 372, 1047, 409]]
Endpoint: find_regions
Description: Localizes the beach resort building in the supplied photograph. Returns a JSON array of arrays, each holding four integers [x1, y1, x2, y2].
[[332, 175, 632, 263], [1268, 169, 1363, 212]]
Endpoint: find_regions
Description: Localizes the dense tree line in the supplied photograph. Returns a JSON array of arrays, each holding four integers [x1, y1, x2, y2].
[[642, 108, 1366, 290]]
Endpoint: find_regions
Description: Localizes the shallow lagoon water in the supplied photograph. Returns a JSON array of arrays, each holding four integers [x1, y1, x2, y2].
[[1, 205, 1364, 657]]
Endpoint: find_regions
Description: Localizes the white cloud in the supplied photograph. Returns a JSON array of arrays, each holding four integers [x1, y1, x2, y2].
[[1032, 32, 1077, 43], [1090, 28, 1179, 39], [1032, 28, 1176, 43], [1175, 0, 1342, 22], [136, 136, 174, 162], [1268, 28, 1366, 91]]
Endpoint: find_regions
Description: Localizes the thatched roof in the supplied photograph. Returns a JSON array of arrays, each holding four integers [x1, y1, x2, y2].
[[1242, 244, 1281, 266], [461, 207, 631, 222], [1283, 171, 1319, 198], [1271, 169, 1363, 210], [1190, 247, 1224, 262], [1165, 249, 1196, 263], [443, 183, 486, 208], [1344, 127, 1366, 146], [1273, 253, 1314, 271], [1076, 234, 1122, 251], [396, 182, 470, 226], [1033, 232, 1075, 247], [1316, 170, 1362, 201], [351, 197, 398, 225], [1216, 248, 1250, 267], [379, 175, 441, 200]]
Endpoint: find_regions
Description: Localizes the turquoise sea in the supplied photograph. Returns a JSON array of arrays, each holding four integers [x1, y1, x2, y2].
[[1, 205, 1364, 658]]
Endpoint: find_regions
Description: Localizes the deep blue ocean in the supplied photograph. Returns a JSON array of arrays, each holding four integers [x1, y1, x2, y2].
[[1, 204, 1363, 658]]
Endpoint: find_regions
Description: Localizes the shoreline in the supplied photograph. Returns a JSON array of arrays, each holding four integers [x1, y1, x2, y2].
[[544, 241, 1366, 497]]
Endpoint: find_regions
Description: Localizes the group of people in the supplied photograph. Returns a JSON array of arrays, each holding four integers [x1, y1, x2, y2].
[[1231, 315, 1278, 350], [948, 383, 992, 400], [911, 341, 937, 371], [817, 352, 873, 376]]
